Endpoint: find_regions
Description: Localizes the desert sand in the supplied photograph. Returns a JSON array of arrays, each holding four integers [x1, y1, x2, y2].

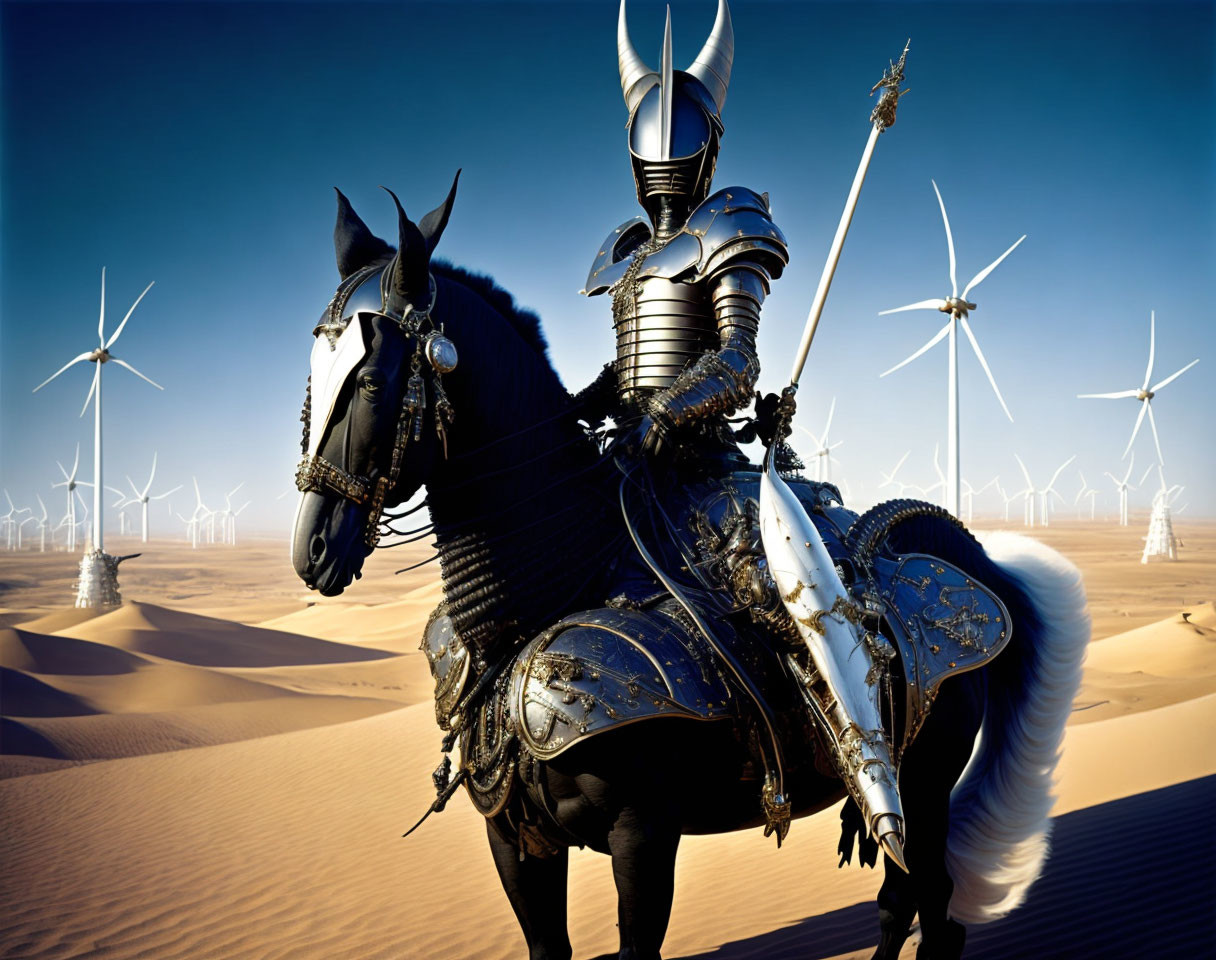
[[2, 520, 1214, 959]]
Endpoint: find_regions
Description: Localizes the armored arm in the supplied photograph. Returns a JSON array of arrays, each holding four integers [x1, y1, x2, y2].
[[645, 262, 772, 433]]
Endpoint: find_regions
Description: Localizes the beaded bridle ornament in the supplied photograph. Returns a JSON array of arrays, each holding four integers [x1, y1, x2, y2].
[[296, 262, 457, 548]]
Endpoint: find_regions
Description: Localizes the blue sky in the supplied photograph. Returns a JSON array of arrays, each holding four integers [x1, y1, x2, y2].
[[2, 0, 1212, 536]]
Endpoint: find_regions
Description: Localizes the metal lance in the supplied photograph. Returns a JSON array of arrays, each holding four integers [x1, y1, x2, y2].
[[759, 42, 911, 871]]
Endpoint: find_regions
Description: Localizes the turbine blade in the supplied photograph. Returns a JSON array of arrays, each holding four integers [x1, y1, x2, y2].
[[1014, 453, 1033, 489], [1048, 455, 1077, 490], [151, 484, 183, 500], [1145, 402, 1165, 467], [1121, 452, 1135, 484], [822, 396, 836, 441], [891, 450, 910, 477], [1150, 358, 1199, 393], [878, 298, 947, 316], [961, 235, 1026, 300], [1142, 311, 1155, 390], [32, 353, 92, 393], [105, 281, 155, 349], [98, 267, 106, 344], [931, 180, 958, 297], [879, 323, 951, 377], [1122, 402, 1148, 458], [794, 423, 822, 447], [72, 443, 80, 478], [959, 315, 1014, 422], [79, 365, 100, 418], [142, 452, 158, 498], [109, 358, 164, 390], [1076, 389, 1140, 399]]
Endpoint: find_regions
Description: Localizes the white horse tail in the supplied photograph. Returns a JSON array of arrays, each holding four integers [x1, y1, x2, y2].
[[945, 530, 1090, 923]]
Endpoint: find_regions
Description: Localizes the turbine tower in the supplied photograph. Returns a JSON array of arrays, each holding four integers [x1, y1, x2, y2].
[[878, 180, 1024, 517], [32, 269, 160, 606], [34, 495, 49, 552], [127, 454, 181, 543]]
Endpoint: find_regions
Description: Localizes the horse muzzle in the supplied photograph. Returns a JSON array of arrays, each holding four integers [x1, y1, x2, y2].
[[291, 490, 370, 596]]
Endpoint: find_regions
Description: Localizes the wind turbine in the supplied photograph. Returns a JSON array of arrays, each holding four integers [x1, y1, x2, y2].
[[32, 269, 159, 605], [219, 482, 245, 544], [996, 481, 1024, 524], [127, 454, 181, 543], [1103, 453, 1139, 526], [962, 476, 999, 523], [34, 495, 49, 552], [1077, 311, 1199, 481], [878, 180, 1024, 517], [51, 446, 90, 552], [794, 397, 843, 483], [1073, 470, 1098, 521], [1012, 454, 1044, 527], [1036, 455, 1077, 527], [229, 501, 251, 546], [878, 451, 915, 497], [3, 493, 32, 550], [1, 492, 17, 550], [917, 444, 947, 506]]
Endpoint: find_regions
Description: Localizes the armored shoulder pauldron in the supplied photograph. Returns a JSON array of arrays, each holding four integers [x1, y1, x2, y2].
[[582, 186, 788, 297]]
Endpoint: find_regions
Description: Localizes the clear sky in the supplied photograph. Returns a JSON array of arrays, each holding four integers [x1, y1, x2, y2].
[[2, 0, 1213, 537]]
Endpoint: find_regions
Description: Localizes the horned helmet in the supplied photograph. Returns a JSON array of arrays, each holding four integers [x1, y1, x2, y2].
[[617, 0, 734, 221]]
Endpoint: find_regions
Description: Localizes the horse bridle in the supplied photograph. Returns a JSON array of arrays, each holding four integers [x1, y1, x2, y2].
[[296, 262, 458, 548]]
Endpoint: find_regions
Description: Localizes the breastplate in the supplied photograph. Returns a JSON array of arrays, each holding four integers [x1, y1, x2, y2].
[[611, 246, 715, 405]]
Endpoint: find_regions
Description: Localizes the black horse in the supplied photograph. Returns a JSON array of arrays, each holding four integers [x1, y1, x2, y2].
[[291, 179, 1089, 960]]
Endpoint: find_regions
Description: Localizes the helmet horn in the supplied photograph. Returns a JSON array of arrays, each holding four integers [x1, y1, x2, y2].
[[687, 0, 733, 116], [659, 7, 674, 160], [618, 0, 656, 112]]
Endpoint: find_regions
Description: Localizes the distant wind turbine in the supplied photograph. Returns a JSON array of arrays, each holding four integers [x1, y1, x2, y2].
[[126, 454, 181, 543], [1103, 454, 1140, 526], [1077, 311, 1198, 473], [878, 451, 915, 497], [794, 397, 843, 483], [32, 269, 160, 560], [878, 180, 1024, 517]]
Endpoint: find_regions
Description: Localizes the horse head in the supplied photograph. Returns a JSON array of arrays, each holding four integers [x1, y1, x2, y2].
[[292, 173, 460, 595]]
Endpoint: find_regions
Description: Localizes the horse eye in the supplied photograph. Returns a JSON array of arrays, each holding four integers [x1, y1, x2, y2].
[[359, 376, 383, 399]]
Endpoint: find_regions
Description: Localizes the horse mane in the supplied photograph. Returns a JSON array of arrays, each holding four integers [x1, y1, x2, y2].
[[431, 260, 550, 360]]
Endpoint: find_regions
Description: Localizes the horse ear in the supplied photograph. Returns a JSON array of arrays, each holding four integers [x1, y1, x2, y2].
[[382, 186, 430, 303], [333, 188, 393, 279], [419, 169, 461, 255]]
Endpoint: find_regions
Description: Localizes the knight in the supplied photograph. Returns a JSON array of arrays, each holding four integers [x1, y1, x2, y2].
[[581, 0, 908, 864], [582, 0, 787, 462]]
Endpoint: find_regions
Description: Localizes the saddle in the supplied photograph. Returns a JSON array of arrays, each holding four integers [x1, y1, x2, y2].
[[421, 464, 1011, 824]]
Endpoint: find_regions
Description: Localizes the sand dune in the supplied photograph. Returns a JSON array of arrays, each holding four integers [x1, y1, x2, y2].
[[261, 579, 444, 650], [57, 601, 398, 667], [0, 604, 411, 780], [1, 529, 1214, 958]]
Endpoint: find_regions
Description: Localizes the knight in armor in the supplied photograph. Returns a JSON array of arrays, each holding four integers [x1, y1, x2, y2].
[[579, 0, 908, 865], [582, 0, 787, 460]]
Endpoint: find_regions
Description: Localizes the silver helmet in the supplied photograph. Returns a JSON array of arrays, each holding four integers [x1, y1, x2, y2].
[[618, 0, 734, 219]]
